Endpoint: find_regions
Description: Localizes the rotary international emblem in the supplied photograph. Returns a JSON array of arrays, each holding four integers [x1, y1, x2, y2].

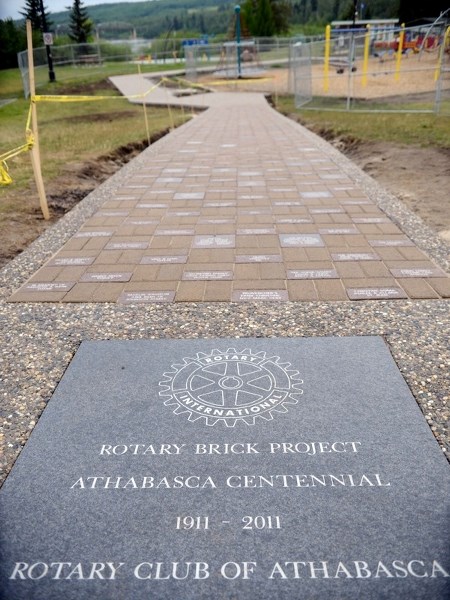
[[159, 348, 303, 427]]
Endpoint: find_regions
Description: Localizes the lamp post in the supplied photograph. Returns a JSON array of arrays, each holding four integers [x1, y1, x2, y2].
[[235, 5, 242, 78], [39, 0, 56, 82], [352, 0, 357, 28]]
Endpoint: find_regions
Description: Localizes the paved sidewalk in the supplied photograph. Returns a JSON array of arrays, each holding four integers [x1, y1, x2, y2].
[[9, 79, 450, 303]]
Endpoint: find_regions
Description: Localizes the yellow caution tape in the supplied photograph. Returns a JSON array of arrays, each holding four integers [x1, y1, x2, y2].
[[0, 79, 165, 185], [33, 79, 164, 104], [0, 104, 34, 186], [206, 77, 272, 86], [169, 76, 211, 92], [0, 73, 220, 185]]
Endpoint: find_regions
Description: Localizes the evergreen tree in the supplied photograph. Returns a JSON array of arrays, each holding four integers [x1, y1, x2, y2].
[[255, 0, 276, 36], [0, 19, 27, 69], [332, 0, 340, 20], [20, 0, 53, 32], [398, 0, 449, 25], [242, 0, 290, 36], [272, 0, 291, 32], [67, 0, 92, 43]]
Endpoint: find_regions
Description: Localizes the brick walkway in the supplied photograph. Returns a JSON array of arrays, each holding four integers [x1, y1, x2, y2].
[[9, 85, 450, 303]]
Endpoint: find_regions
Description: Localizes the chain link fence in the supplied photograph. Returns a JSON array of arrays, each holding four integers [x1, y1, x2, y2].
[[290, 25, 450, 115], [18, 30, 450, 114]]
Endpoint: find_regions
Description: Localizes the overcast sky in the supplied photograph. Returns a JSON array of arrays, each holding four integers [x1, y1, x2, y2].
[[0, 0, 145, 21]]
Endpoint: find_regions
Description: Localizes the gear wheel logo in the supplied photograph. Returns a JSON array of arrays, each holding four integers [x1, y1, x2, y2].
[[159, 348, 303, 427]]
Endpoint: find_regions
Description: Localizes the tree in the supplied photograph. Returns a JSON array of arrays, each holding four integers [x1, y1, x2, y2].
[[20, 0, 53, 32], [0, 19, 27, 69], [398, 0, 449, 25], [67, 0, 93, 43], [242, 0, 291, 36]]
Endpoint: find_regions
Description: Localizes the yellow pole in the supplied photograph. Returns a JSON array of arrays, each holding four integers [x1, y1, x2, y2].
[[435, 26, 450, 82], [362, 24, 370, 87], [26, 20, 50, 221], [395, 23, 405, 82], [324, 24, 331, 93]]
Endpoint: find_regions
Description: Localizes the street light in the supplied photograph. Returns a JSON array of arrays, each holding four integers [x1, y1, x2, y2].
[[39, 0, 56, 82], [235, 5, 241, 79]]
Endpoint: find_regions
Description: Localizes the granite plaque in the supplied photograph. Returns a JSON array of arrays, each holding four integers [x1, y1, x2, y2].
[[173, 193, 205, 200], [137, 204, 169, 209], [117, 291, 175, 303], [369, 239, 414, 247], [1, 338, 449, 600], [182, 271, 233, 281], [105, 242, 149, 250], [20, 282, 75, 293], [126, 220, 159, 225], [279, 234, 324, 248], [276, 218, 313, 224], [74, 231, 114, 238], [96, 211, 130, 217], [319, 228, 359, 235], [198, 219, 235, 225], [300, 191, 332, 198], [232, 290, 289, 301], [346, 287, 408, 300], [193, 235, 235, 249], [48, 257, 96, 267], [167, 212, 200, 217], [390, 268, 445, 278], [81, 272, 132, 283], [288, 269, 339, 280], [310, 208, 344, 214], [154, 229, 195, 236], [340, 200, 371, 205], [352, 217, 390, 224], [237, 228, 276, 235], [140, 256, 188, 265], [236, 255, 282, 263], [331, 253, 379, 261]]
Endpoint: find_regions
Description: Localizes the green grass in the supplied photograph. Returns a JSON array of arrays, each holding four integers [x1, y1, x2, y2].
[[0, 74, 189, 216], [276, 95, 450, 148], [0, 61, 184, 100]]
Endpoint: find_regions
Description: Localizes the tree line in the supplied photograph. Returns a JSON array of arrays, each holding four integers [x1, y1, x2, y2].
[[1, 0, 449, 70]]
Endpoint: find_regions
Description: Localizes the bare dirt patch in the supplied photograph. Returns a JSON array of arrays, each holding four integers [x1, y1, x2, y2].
[[346, 142, 450, 239], [297, 121, 450, 240], [0, 132, 169, 269]]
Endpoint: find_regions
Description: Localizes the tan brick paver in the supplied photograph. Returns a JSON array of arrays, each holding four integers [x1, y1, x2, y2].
[[9, 87, 449, 303]]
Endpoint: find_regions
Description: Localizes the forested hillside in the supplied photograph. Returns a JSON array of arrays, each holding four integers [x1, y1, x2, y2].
[[3, 0, 448, 69], [48, 0, 402, 39]]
